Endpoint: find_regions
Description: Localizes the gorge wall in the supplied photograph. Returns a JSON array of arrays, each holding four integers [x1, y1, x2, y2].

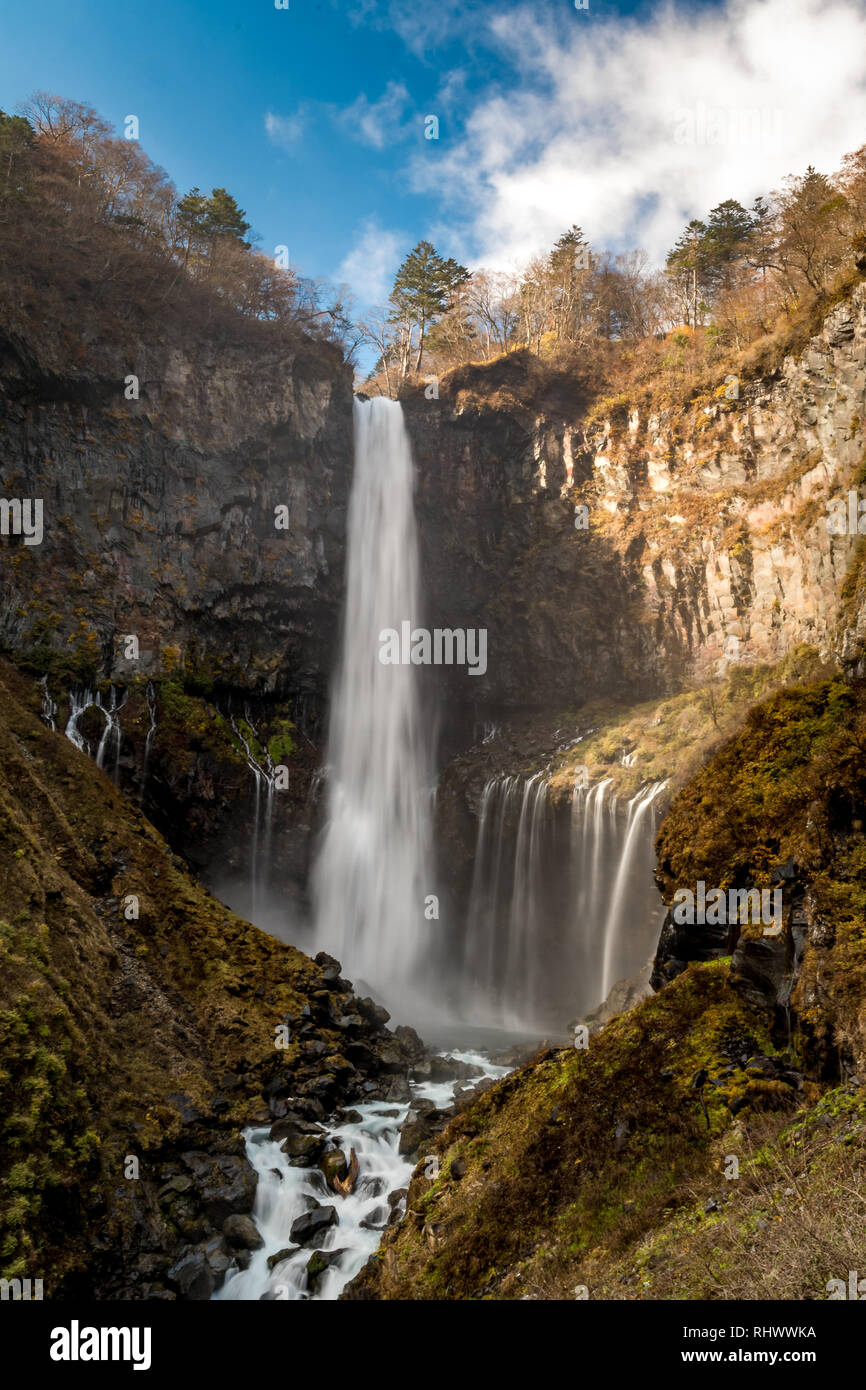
[[0, 326, 353, 695], [401, 279, 866, 719]]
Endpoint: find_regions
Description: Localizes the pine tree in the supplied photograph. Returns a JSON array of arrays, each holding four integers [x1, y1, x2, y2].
[[547, 224, 591, 343], [177, 186, 209, 266], [389, 240, 469, 373], [666, 219, 709, 326], [702, 199, 754, 297], [178, 186, 250, 270], [203, 187, 250, 243]]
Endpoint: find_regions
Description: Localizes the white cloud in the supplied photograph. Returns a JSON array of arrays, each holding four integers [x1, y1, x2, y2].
[[339, 80, 413, 149], [410, 0, 866, 269], [344, 0, 478, 56], [336, 216, 405, 303], [264, 108, 308, 150]]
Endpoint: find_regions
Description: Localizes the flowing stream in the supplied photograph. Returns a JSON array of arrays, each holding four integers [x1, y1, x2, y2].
[[215, 1051, 508, 1301]]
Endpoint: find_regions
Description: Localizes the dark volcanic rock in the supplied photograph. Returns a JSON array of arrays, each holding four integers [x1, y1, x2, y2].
[[222, 1214, 264, 1251], [167, 1250, 214, 1301], [290, 1205, 338, 1245], [306, 1247, 347, 1291], [180, 1152, 257, 1227]]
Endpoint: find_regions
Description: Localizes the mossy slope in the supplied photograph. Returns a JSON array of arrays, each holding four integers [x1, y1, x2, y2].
[[0, 658, 328, 1291], [349, 670, 866, 1300]]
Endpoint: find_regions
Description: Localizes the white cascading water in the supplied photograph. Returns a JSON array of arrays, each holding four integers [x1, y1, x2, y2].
[[311, 397, 433, 1005], [65, 685, 127, 781], [215, 1051, 509, 1302], [462, 772, 551, 1029], [599, 780, 668, 999], [463, 772, 668, 1029], [230, 709, 280, 912], [40, 675, 58, 731]]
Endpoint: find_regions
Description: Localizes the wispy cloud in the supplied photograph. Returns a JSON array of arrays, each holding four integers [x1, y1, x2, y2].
[[336, 216, 405, 302], [344, 0, 492, 57], [266, 82, 417, 155], [338, 80, 413, 149], [264, 108, 309, 150], [409, 0, 866, 268]]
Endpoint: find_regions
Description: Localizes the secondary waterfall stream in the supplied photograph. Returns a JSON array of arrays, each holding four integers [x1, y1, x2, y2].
[[462, 772, 668, 1030], [310, 396, 433, 1008]]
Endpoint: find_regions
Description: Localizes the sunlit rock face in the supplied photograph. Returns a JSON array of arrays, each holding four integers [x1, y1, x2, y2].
[[402, 284, 866, 717]]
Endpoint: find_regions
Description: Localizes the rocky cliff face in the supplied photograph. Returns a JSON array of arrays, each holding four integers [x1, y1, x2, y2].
[[402, 357, 650, 715], [0, 320, 354, 893], [590, 285, 866, 685], [0, 327, 353, 696], [402, 283, 866, 721]]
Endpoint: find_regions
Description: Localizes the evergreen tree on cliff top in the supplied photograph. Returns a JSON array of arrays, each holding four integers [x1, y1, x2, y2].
[[389, 240, 469, 374], [178, 185, 251, 270]]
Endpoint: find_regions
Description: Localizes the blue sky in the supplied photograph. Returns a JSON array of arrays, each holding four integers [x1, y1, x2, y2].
[[3, 0, 866, 331]]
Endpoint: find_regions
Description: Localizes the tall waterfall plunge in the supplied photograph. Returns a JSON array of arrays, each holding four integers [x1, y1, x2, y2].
[[308, 396, 666, 1036], [311, 397, 434, 1008]]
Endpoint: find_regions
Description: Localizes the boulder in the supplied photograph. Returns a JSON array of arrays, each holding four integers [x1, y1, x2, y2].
[[290, 1205, 338, 1245], [359, 1205, 389, 1230], [306, 1247, 347, 1292], [387, 1188, 408, 1224], [222, 1213, 264, 1251], [314, 951, 341, 971], [268, 1116, 323, 1142], [398, 1105, 449, 1157], [281, 1132, 325, 1166], [320, 1149, 348, 1187], [386, 1074, 411, 1102], [180, 1152, 257, 1227], [167, 1250, 214, 1301], [266, 1247, 298, 1270], [356, 996, 391, 1029], [376, 1045, 408, 1073], [394, 1024, 426, 1057], [429, 1055, 483, 1082]]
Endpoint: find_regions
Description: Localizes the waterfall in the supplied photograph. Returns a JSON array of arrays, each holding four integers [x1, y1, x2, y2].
[[39, 676, 57, 731], [230, 710, 280, 912], [461, 772, 550, 1028], [214, 1051, 509, 1302], [461, 771, 666, 1030], [505, 773, 548, 1023], [143, 682, 158, 770], [463, 775, 517, 1008], [311, 397, 433, 1006], [599, 780, 668, 1000], [66, 686, 126, 781]]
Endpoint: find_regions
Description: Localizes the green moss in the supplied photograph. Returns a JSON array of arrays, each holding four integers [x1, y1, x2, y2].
[[0, 657, 327, 1289]]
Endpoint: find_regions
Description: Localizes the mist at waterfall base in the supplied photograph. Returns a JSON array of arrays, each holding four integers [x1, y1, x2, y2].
[[218, 396, 667, 1039]]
